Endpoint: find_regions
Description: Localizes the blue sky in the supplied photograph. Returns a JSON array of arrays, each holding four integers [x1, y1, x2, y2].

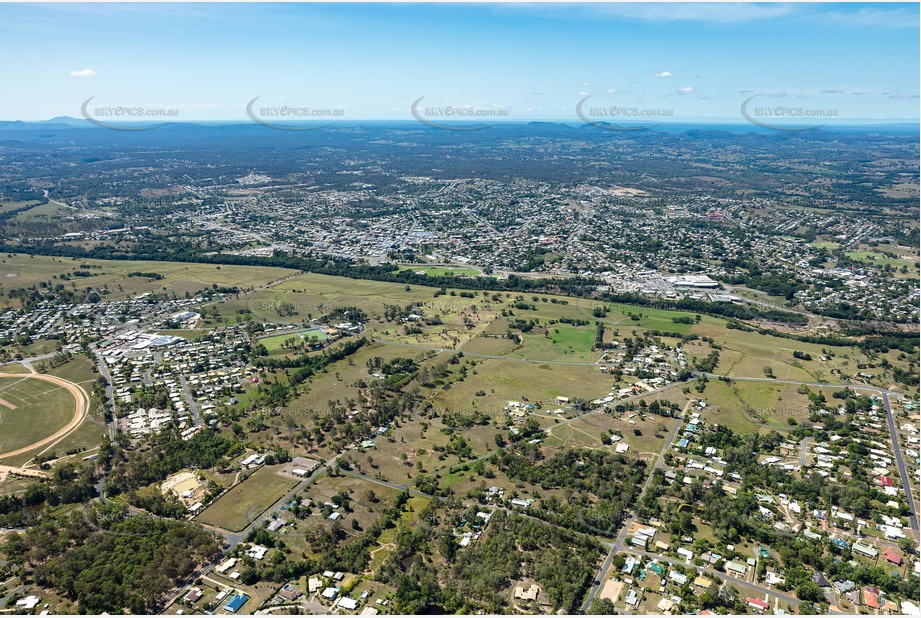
[[0, 2, 918, 124]]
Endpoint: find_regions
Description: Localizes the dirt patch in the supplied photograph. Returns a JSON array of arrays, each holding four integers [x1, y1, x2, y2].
[[600, 579, 624, 602], [161, 471, 208, 506]]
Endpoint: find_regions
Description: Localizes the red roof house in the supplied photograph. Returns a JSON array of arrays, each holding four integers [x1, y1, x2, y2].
[[883, 548, 902, 565]]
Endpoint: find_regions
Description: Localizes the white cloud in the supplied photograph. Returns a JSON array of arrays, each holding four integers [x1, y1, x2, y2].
[[501, 3, 916, 28], [69, 68, 96, 78], [654, 71, 673, 78], [571, 3, 799, 24], [823, 6, 920, 28], [676, 86, 694, 94]]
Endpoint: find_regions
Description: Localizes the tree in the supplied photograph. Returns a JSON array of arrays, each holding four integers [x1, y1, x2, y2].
[[589, 598, 618, 614]]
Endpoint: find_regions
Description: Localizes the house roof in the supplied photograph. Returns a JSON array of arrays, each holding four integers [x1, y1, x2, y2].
[[884, 548, 903, 565]]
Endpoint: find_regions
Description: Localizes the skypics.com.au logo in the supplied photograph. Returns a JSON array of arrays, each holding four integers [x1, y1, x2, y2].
[[246, 97, 345, 131], [411, 97, 508, 130], [576, 94, 673, 131], [740, 95, 838, 131], [80, 97, 180, 131]]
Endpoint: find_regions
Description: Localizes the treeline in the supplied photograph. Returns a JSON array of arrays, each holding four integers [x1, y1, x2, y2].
[[1, 243, 602, 297], [599, 292, 809, 325], [253, 337, 369, 407], [0, 200, 46, 222], [727, 320, 919, 353], [4, 505, 222, 614]]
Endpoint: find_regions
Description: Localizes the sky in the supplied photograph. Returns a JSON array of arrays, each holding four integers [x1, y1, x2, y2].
[[0, 2, 918, 125]]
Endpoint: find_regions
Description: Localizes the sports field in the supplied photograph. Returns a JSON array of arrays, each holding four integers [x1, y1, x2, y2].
[[195, 465, 298, 531], [0, 375, 78, 457], [398, 264, 481, 277], [259, 329, 329, 352]]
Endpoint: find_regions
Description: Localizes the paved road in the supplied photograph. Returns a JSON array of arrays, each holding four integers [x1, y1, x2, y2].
[[799, 437, 811, 467], [178, 374, 203, 426], [579, 417, 684, 613], [92, 349, 118, 441], [0, 584, 26, 609], [621, 547, 845, 614], [881, 392, 919, 537]]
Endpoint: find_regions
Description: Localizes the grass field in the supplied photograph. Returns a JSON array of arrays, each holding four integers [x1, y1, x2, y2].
[[548, 325, 596, 354], [259, 329, 328, 353], [398, 264, 481, 277], [195, 465, 298, 531], [0, 376, 76, 456], [844, 250, 917, 277], [0, 253, 295, 309]]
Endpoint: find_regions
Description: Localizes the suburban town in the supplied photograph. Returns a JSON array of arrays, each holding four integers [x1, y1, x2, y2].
[[0, 2, 919, 616]]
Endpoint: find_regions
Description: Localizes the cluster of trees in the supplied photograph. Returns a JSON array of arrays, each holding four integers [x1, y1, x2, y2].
[[380, 510, 602, 614], [496, 447, 646, 535], [126, 271, 164, 280], [0, 463, 97, 526], [103, 428, 240, 497], [4, 506, 222, 614]]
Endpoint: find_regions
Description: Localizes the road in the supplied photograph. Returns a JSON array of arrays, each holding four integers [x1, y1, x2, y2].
[[799, 437, 811, 467], [881, 392, 919, 537], [621, 547, 845, 614], [178, 374, 203, 426], [579, 417, 683, 613], [0, 584, 26, 609], [700, 372, 901, 395], [341, 469, 432, 499], [91, 349, 118, 441]]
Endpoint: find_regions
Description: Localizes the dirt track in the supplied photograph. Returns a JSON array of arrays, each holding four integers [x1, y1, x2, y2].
[[0, 372, 89, 461]]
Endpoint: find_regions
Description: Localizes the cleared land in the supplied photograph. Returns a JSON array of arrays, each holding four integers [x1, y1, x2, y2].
[[0, 253, 295, 308], [398, 264, 481, 277], [195, 465, 298, 532]]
